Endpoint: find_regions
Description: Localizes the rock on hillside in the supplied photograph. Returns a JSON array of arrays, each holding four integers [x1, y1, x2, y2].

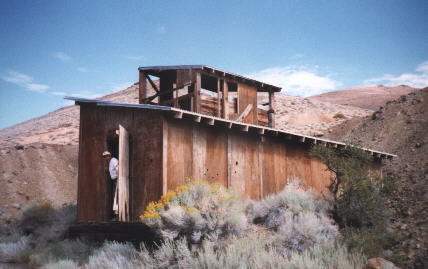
[[326, 88, 428, 269], [309, 85, 417, 110]]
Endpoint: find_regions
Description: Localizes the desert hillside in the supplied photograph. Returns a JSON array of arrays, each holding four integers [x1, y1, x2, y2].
[[326, 87, 428, 268], [309, 85, 417, 110]]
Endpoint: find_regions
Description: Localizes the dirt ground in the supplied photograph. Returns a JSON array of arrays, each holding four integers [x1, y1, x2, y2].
[[327, 87, 428, 269]]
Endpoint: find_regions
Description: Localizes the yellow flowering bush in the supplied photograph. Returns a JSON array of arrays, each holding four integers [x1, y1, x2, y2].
[[140, 180, 246, 242]]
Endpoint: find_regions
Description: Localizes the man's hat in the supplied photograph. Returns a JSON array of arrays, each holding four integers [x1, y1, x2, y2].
[[102, 151, 111, 157]]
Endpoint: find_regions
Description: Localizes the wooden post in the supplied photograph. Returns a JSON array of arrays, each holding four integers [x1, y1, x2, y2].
[[118, 125, 130, 222], [162, 118, 168, 195], [222, 80, 229, 119], [216, 78, 221, 117], [139, 71, 147, 104], [193, 72, 201, 113], [268, 91, 275, 128]]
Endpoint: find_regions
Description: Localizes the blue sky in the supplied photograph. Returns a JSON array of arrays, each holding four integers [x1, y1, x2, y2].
[[1, 0, 427, 129]]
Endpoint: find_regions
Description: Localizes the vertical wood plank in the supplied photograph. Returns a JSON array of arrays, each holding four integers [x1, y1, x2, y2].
[[118, 124, 130, 222], [139, 71, 147, 104], [193, 72, 201, 113], [268, 91, 275, 128], [162, 117, 168, 195], [238, 83, 258, 124], [258, 139, 263, 199], [216, 78, 221, 117], [222, 80, 229, 119], [227, 132, 231, 188]]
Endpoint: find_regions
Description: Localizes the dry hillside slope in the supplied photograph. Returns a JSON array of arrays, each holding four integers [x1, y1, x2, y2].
[[326, 87, 428, 269], [309, 85, 417, 110]]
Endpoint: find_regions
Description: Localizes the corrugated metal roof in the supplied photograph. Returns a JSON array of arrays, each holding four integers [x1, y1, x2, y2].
[[66, 97, 396, 159], [138, 65, 282, 92]]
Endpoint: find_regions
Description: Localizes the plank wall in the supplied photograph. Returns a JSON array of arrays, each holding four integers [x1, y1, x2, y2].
[[163, 117, 333, 200], [237, 83, 258, 124], [78, 105, 163, 222], [78, 106, 332, 223]]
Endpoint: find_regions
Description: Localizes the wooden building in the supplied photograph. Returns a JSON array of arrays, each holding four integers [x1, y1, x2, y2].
[[68, 65, 395, 223]]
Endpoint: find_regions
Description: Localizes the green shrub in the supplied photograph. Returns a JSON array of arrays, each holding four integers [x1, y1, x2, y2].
[[247, 181, 338, 255], [41, 259, 79, 269], [140, 181, 247, 243], [29, 239, 95, 267], [333, 113, 346, 120], [0, 235, 31, 263], [310, 144, 394, 257]]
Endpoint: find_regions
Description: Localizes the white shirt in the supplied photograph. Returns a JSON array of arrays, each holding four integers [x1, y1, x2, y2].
[[109, 157, 118, 180]]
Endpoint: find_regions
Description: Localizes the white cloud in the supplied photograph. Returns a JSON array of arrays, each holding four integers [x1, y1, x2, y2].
[[53, 52, 71, 61], [76, 67, 89, 72], [416, 60, 428, 73], [2, 71, 49, 93], [51, 91, 67, 96], [126, 55, 144, 61], [290, 53, 305, 59], [2, 71, 32, 85], [26, 83, 49, 92], [364, 60, 428, 88], [247, 66, 341, 97]]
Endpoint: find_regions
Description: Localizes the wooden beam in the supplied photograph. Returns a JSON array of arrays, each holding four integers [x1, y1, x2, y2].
[[240, 125, 249, 132], [146, 75, 159, 93], [228, 122, 233, 129], [268, 91, 276, 128], [193, 72, 201, 113], [118, 125, 130, 222], [222, 80, 229, 119], [257, 128, 265, 135], [216, 78, 221, 117], [300, 136, 306, 143], [194, 115, 201, 123], [142, 82, 191, 104], [139, 71, 147, 104], [173, 111, 183, 119], [206, 118, 215, 126], [159, 93, 192, 106], [162, 119, 168, 195], [234, 104, 253, 122]]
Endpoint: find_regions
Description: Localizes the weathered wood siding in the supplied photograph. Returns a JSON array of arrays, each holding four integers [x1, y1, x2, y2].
[[78, 105, 332, 223], [163, 117, 332, 200], [78, 105, 163, 222], [237, 83, 258, 124]]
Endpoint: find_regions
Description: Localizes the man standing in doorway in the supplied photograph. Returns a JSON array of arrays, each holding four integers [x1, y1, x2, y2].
[[102, 151, 118, 220]]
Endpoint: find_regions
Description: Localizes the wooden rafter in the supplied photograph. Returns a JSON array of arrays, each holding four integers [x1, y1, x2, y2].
[[142, 82, 191, 104], [234, 104, 253, 122], [146, 75, 159, 93]]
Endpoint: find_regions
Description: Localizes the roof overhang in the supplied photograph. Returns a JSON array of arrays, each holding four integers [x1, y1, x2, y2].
[[65, 97, 396, 160], [138, 65, 282, 92]]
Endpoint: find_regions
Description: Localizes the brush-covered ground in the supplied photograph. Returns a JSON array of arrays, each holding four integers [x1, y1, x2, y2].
[[1, 181, 371, 269]]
